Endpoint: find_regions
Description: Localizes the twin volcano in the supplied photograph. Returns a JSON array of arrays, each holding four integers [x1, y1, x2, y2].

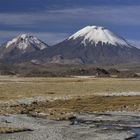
[[0, 34, 48, 62], [0, 26, 140, 65]]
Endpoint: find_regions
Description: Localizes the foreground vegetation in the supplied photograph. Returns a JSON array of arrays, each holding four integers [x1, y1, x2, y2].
[[0, 127, 32, 134], [0, 95, 140, 119], [0, 76, 140, 119], [0, 76, 140, 100]]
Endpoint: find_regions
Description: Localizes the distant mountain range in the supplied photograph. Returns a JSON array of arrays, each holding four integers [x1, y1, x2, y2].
[[0, 26, 140, 65]]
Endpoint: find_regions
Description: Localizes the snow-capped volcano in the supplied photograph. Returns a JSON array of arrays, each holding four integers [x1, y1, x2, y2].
[[0, 34, 48, 63], [45, 25, 140, 64], [68, 26, 131, 47], [5, 34, 48, 51]]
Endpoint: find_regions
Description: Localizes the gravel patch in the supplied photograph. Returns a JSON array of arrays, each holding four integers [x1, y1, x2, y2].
[[0, 112, 139, 140]]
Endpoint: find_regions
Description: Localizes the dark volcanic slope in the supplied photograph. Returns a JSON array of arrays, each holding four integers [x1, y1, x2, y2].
[[46, 41, 140, 65]]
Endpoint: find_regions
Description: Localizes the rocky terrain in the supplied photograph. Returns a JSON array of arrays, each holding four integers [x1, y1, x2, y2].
[[0, 113, 139, 140], [0, 62, 139, 78]]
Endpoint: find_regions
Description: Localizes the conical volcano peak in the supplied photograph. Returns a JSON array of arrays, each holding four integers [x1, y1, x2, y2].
[[16, 33, 40, 43], [17, 33, 32, 40], [69, 25, 107, 40], [68, 25, 131, 47], [5, 33, 48, 50], [87, 25, 105, 30]]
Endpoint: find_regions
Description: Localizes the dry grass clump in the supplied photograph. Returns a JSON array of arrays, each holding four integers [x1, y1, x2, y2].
[[38, 96, 140, 113], [0, 127, 32, 134], [1, 95, 140, 118]]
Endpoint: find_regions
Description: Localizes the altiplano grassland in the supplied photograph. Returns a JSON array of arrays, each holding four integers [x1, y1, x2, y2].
[[0, 75, 140, 121], [0, 76, 140, 101]]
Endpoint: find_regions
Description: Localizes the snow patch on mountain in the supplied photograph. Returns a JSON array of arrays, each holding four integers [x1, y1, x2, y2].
[[6, 34, 48, 50], [69, 26, 131, 47], [6, 38, 18, 48]]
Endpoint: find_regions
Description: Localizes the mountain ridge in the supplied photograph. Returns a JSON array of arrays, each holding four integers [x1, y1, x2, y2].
[[0, 26, 140, 65], [4, 33, 48, 51]]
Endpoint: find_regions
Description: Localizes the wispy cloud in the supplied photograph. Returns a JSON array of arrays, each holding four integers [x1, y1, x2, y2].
[[0, 6, 140, 27], [0, 5, 140, 44]]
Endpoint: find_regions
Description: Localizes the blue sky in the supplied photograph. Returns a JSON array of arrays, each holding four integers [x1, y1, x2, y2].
[[0, 0, 140, 48]]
